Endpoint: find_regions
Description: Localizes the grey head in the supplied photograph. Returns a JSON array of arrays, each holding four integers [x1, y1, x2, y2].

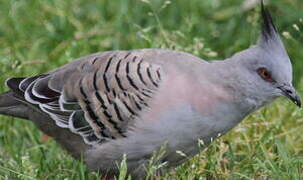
[[229, 1, 301, 107]]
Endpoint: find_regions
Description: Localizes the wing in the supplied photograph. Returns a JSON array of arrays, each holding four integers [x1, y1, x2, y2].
[[6, 50, 164, 145]]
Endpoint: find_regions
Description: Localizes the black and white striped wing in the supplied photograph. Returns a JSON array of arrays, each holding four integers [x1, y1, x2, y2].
[[6, 51, 164, 145]]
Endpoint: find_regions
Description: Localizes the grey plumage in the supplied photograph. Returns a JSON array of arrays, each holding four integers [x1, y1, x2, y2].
[[0, 91, 29, 119], [0, 2, 300, 179]]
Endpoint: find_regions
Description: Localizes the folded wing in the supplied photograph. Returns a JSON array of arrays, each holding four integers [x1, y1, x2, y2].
[[6, 51, 164, 145]]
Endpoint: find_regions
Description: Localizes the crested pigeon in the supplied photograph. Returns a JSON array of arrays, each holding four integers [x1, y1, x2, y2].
[[0, 2, 300, 179]]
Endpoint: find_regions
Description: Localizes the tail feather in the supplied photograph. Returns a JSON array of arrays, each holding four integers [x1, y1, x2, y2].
[[0, 91, 29, 119]]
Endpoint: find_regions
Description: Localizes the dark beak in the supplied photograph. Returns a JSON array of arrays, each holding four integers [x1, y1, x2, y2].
[[278, 85, 301, 108]]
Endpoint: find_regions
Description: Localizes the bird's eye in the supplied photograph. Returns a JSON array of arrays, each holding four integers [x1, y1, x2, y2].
[[257, 67, 274, 82]]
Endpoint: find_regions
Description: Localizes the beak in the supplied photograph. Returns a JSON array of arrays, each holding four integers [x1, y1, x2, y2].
[[278, 85, 301, 108]]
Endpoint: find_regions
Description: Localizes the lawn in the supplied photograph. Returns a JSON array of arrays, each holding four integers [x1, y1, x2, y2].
[[0, 0, 303, 179]]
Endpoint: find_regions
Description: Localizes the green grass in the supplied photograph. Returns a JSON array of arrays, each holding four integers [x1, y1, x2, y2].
[[0, 0, 303, 179]]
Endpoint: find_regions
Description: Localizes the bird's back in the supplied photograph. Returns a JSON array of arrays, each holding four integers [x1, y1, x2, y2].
[[4, 49, 209, 145]]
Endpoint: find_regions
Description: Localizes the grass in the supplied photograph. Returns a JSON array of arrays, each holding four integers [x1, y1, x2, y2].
[[0, 0, 303, 179]]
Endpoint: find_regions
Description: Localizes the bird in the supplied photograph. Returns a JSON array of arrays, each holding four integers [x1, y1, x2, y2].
[[0, 2, 300, 179]]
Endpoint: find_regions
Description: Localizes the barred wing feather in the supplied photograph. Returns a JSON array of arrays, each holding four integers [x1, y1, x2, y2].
[[6, 51, 164, 145]]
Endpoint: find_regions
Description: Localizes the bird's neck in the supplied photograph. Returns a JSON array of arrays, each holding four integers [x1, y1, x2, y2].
[[209, 58, 275, 115]]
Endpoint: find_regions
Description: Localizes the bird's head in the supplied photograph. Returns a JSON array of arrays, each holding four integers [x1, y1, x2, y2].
[[232, 1, 301, 107]]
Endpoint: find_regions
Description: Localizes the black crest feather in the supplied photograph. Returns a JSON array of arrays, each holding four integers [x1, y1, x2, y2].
[[261, 0, 278, 42]]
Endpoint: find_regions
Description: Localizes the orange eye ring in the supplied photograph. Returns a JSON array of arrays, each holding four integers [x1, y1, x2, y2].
[[257, 68, 274, 82]]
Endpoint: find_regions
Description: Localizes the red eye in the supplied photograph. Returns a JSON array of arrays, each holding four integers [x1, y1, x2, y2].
[[257, 68, 274, 82]]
